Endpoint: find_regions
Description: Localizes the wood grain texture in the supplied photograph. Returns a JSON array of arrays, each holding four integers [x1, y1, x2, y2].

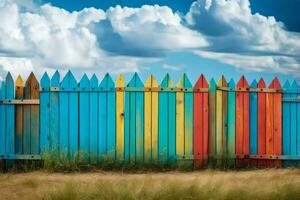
[[5, 73, 15, 155], [194, 74, 209, 168], [208, 79, 216, 166], [40, 73, 50, 154], [50, 71, 60, 151], [15, 75, 24, 154], [227, 79, 236, 166], [0, 81, 6, 154], [116, 75, 125, 161], [144, 75, 159, 162]]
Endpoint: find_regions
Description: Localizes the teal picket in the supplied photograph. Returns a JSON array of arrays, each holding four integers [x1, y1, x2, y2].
[[183, 74, 193, 162], [290, 81, 297, 157], [227, 79, 235, 163], [40, 73, 50, 153], [69, 72, 79, 158], [297, 83, 300, 156], [90, 74, 98, 161], [125, 73, 144, 162], [124, 84, 130, 161], [250, 80, 258, 155], [106, 74, 116, 159], [60, 72, 70, 157], [50, 71, 60, 150], [79, 74, 90, 159], [282, 81, 291, 166], [5, 73, 15, 154], [0, 81, 5, 154]]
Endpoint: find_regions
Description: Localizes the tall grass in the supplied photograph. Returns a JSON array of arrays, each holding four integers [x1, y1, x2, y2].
[[42, 176, 300, 200]]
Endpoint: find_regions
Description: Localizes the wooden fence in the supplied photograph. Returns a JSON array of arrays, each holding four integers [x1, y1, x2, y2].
[[0, 71, 300, 167]]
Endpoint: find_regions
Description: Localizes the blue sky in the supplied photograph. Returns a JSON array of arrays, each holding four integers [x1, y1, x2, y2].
[[0, 0, 299, 85]]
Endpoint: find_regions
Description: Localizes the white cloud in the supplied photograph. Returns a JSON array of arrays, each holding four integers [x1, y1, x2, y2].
[[186, 0, 300, 75], [162, 64, 184, 71], [0, 0, 299, 80]]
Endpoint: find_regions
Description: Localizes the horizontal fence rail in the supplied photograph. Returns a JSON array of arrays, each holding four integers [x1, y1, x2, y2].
[[0, 71, 300, 168]]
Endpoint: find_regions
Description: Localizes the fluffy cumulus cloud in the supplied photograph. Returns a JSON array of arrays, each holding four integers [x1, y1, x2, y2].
[[187, 0, 300, 74], [0, 0, 299, 80]]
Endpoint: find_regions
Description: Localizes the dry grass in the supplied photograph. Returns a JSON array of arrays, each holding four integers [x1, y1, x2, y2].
[[0, 169, 299, 200]]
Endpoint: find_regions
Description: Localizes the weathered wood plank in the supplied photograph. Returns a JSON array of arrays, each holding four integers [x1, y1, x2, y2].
[[208, 79, 216, 166], [90, 74, 98, 162], [50, 71, 60, 151], [227, 79, 236, 167], [15, 75, 24, 154], [0, 81, 6, 154], [107, 74, 116, 160], [116, 75, 125, 161]]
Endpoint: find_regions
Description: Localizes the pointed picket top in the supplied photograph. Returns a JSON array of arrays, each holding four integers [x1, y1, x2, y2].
[[290, 80, 298, 93], [283, 80, 290, 89], [194, 74, 208, 88], [209, 78, 217, 91], [90, 74, 98, 88], [25, 72, 39, 87], [237, 75, 249, 88], [16, 75, 24, 87], [69, 71, 78, 89], [40, 73, 50, 90], [217, 75, 227, 87], [100, 73, 115, 89], [116, 74, 125, 87], [61, 71, 72, 89], [144, 74, 159, 88], [79, 73, 90, 89], [177, 73, 192, 88], [127, 72, 143, 87], [51, 70, 60, 87], [161, 73, 174, 88], [228, 78, 236, 89], [250, 79, 257, 88], [269, 77, 281, 89], [5, 72, 14, 85], [257, 78, 266, 88]]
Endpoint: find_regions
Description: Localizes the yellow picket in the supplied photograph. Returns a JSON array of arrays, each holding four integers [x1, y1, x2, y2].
[[116, 75, 125, 161]]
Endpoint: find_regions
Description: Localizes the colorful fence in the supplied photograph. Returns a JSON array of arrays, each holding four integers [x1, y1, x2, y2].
[[0, 71, 300, 167]]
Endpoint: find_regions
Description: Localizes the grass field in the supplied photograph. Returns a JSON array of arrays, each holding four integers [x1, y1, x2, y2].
[[0, 169, 299, 200]]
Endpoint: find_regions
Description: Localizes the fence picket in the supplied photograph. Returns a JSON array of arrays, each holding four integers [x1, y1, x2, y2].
[[50, 71, 60, 151], [282, 81, 291, 166], [15, 75, 24, 154], [116, 75, 125, 161], [5, 73, 15, 155], [90, 75, 98, 162], [227, 79, 236, 166], [159, 74, 176, 163], [144, 75, 159, 162], [194, 75, 209, 168], [208, 79, 216, 166], [40, 73, 50, 153]]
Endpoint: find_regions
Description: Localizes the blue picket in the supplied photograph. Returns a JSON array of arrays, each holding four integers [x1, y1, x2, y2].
[[297, 83, 300, 156], [0, 81, 5, 155], [60, 72, 70, 157], [250, 80, 258, 155], [5, 73, 15, 154], [69, 72, 79, 158], [282, 81, 291, 156], [40, 73, 50, 153], [227, 79, 236, 161], [90, 74, 98, 161], [106, 74, 116, 159], [125, 73, 144, 162], [50, 71, 60, 150], [124, 85, 130, 161], [79, 74, 90, 160], [290, 81, 297, 157]]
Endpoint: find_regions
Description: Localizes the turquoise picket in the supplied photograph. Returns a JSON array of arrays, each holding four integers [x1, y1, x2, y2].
[[40, 73, 50, 153], [50, 71, 60, 150], [290, 81, 297, 157], [208, 78, 217, 165], [125, 73, 144, 162], [106, 74, 116, 159], [282, 81, 291, 166], [99, 75, 107, 159], [79, 74, 90, 159], [250, 80, 258, 155], [0, 81, 5, 154], [158, 74, 170, 162], [297, 83, 300, 156], [5, 73, 15, 154], [124, 85, 130, 161], [183, 74, 193, 162], [69, 72, 79, 158], [90, 74, 98, 161], [60, 72, 70, 157], [158, 74, 176, 162], [227, 79, 235, 162]]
